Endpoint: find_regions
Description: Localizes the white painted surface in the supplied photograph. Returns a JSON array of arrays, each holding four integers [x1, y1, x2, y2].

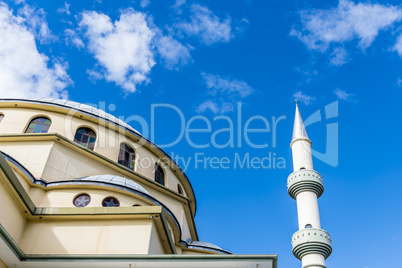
[[291, 116, 328, 267], [296, 191, 321, 229], [302, 253, 325, 268], [291, 140, 313, 171]]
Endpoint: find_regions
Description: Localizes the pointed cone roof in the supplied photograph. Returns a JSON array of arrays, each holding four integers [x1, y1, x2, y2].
[[291, 101, 311, 145]]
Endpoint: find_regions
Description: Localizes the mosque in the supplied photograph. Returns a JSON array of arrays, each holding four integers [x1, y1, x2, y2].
[[0, 98, 331, 267]]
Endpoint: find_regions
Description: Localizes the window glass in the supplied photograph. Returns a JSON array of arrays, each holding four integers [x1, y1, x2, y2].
[[74, 127, 96, 150], [118, 143, 135, 170], [102, 197, 120, 207], [178, 184, 183, 195], [74, 194, 91, 207], [25, 117, 51, 133], [155, 164, 165, 186]]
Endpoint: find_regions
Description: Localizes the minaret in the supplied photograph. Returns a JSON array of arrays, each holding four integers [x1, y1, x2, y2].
[[288, 101, 332, 268]]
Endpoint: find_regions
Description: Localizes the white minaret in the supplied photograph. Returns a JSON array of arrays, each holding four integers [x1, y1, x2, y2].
[[288, 101, 332, 268]]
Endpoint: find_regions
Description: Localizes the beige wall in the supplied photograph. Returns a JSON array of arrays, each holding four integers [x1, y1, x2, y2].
[[0, 167, 168, 255], [39, 188, 150, 208], [19, 219, 156, 254], [7, 158, 195, 245], [0, 141, 53, 177], [148, 221, 165, 254], [0, 258, 7, 268], [0, 107, 188, 198], [0, 103, 207, 255], [0, 175, 27, 245]]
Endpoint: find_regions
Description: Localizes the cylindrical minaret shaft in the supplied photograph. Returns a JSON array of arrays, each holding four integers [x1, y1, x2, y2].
[[288, 102, 332, 268], [296, 191, 321, 229]]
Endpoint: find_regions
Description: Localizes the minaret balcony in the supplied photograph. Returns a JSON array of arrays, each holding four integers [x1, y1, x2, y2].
[[291, 228, 332, 260], [287, 169, 324, 199]]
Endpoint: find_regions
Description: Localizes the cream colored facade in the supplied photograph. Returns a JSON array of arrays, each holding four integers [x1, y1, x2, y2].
[[0, 98, 277, 268]]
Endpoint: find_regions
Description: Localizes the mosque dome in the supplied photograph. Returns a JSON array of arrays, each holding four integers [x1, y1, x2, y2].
[[1, 97, 140, 134], [76, 174, 151, 196]]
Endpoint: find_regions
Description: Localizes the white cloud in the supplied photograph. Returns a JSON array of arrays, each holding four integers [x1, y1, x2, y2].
[[198, 72, 254, 114], [397, 77, 402, 87], [174, 0, 186, 8], [291, 0, 402, 51], [155, 34, 192, 69], [175, 4, 232, 45], [78, 9, 193, 91], [64, 28, 84, 49], [334, 88, 354, 102], [293, 91, 316, 106], [330, 47, 349, 66], [172, 0, 186, 14], [86, 68, 103, 81], [393, 33, 402, 56], [17, 4, 56, 43], [202, 72, 254, 98], [12, 0, 25, 5], [140, 0, 150, 8], [0, 3, 71, 98], [197, 100, 219, 113], [79, 9, 155, 93], [56, 2, 70, 15]]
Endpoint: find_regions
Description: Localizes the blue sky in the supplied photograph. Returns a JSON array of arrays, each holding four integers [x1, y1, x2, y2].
[[1, 0, 402, 267]]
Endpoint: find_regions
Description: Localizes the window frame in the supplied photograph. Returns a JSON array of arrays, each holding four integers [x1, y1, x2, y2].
[[118, 142, 136, 171], [73, 126, 97, 150], [102, 196, 120, 207], [73, 193, 91, 207], [24, 115, 52, 134], [178, 184, 184, 195], [154, 163, 165, 186]]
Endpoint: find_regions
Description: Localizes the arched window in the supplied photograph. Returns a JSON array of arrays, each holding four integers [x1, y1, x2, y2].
[[305, 224, 312, 229], [118, 143, 135, 170], [178, 184, 183, 195], [0, 114, 4, 123], [155, 164, 165, 186], [25, 117, 51, 133], [74, 127, 96, 150]]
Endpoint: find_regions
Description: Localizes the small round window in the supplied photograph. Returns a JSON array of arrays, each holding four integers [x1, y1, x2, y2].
[[102, 197, 120, 207], [74, 194, 91, 207]]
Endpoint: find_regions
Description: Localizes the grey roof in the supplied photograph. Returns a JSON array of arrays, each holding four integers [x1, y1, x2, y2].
[[188, 240, 223, 250], [185, 238, 230, 254], [76, 174, 151, 196], [291, 102, 310, 144], [4, 98, 139, 134]]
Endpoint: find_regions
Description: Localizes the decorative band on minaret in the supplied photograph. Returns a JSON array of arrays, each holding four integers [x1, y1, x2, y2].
[[288, 102, 332, 268]]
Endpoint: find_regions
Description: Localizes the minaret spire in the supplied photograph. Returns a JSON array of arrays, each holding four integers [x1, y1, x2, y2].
[[287, 103, 332, 268], [291, 101, 310, 145]]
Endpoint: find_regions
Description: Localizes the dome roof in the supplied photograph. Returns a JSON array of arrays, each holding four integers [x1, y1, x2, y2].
[[0, 98, 139, 134], [76, 174, 151, 196], [188, 240, 223, 250], [185, 238, 230, 253]]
